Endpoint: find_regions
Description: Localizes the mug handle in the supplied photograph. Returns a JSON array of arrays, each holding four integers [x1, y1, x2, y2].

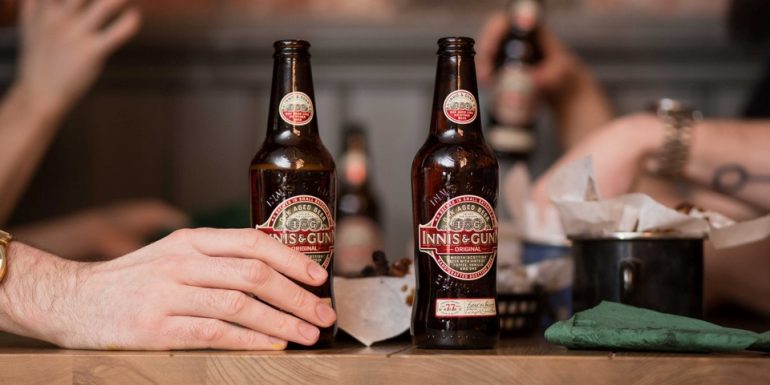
[[619, 259, 641, 304]]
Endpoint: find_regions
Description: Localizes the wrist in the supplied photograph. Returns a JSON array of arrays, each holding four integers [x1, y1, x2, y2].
[[7, 81, 68, 125], [0, 242, 33, 336], [0, 242, 82, 343]]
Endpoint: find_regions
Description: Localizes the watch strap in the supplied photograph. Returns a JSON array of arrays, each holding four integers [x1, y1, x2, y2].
[[652, 99, 699, 178], [0, 230, 12, 284]]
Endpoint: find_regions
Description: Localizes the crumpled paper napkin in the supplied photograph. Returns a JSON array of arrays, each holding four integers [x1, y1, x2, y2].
[[333, 273, 414, 346], [547, 157, 770, 249]]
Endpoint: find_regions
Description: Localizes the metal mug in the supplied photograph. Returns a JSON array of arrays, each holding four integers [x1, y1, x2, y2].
[[570, 232, 704, 318]]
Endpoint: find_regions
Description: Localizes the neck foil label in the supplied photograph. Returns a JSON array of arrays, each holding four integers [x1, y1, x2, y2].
[[279, 91, 314, 126], [257, 195, 335, 269], [419, 195, 497, 280], [443, 90, 478, 124]]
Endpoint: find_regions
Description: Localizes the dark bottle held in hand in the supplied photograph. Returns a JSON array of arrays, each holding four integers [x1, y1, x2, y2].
[[487, 0, 544, 161], [250, 40, 337, 347]]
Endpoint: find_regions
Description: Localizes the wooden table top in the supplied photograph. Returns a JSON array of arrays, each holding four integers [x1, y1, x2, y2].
[[2, 333, 768, 385]]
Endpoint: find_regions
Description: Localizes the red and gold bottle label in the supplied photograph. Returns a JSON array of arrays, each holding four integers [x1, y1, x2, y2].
[[443, 90, 478, 125], [418, 195, 497, 281], [279, 91, 314, 126], [488, 64, 538, 153], [493, 64, 536, 128], [257, 195, 335, 269]]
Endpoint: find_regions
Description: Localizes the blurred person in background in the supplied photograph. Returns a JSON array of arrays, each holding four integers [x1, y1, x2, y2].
[[478, 0, 770, 320], [0, 0, 187, 260]]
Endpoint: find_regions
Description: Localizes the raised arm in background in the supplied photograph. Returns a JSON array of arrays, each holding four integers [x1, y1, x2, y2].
[[532, 114, 770, 212], [0, 0, 141, 225]]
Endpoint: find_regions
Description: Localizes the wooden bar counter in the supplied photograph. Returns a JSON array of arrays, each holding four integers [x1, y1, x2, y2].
[[2, 333, 768, 385]]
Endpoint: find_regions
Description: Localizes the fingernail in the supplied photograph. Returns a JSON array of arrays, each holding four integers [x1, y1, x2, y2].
[[269, 336, 287, 350], [307, 262, 327, 282], [316, 302, 336, 325], [298, 322, 320, 342]]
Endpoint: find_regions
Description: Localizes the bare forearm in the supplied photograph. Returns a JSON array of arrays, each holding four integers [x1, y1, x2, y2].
[[705, 237, 770, 317], [684, 120, 770, 210], [634, 174, 765, 222], [0, 83, 65, 225], [552, 64, 614, 148]]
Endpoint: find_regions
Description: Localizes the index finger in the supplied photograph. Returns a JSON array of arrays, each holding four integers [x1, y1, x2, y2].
[[172, 228, 328, 287]]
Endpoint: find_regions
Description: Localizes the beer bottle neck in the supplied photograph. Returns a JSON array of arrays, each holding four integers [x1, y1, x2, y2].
[[430, 51, 483, 138], [499, 1, 542, 65], [267, 51, 320, 139], [507, 0, 542, 37]]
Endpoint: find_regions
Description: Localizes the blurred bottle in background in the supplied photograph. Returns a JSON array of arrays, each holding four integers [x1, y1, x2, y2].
[[486, 0, 544, 222], [335, 123, 384, 277], [487, 0, 543, 161]]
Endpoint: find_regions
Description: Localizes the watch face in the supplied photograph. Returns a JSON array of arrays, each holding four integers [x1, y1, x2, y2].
[[659, 98, 686, 112], [651, 98, 700, 123]]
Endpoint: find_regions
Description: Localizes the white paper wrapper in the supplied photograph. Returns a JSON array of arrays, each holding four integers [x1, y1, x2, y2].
[[710, 214, 770, 249], [547, 157, 770, 249], [334, 273, 414, 347]]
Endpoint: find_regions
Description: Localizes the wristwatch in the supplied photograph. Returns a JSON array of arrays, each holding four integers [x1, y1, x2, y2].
[[0, 230, 12, 284], [649, 98, 701, 178]]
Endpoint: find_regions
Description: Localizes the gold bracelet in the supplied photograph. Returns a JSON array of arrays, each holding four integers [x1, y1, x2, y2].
[[0, 230, 12, 284]]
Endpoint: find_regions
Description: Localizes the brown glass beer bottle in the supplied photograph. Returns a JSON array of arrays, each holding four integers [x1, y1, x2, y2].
[[411, 37, 500, 349], [250, 40, 337, 347], [487, 0, 544, 161]]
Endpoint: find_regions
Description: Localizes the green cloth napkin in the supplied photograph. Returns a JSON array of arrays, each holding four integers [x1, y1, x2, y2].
[[545, 301, 769, 353], [750, 331, 770, 352]]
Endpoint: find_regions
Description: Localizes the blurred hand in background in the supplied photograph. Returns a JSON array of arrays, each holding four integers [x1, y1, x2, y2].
[[12, 200, 189, 261], [476, 12, 580, 96], [17, 0, 142, 117], [476, 12, 614, 148]]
